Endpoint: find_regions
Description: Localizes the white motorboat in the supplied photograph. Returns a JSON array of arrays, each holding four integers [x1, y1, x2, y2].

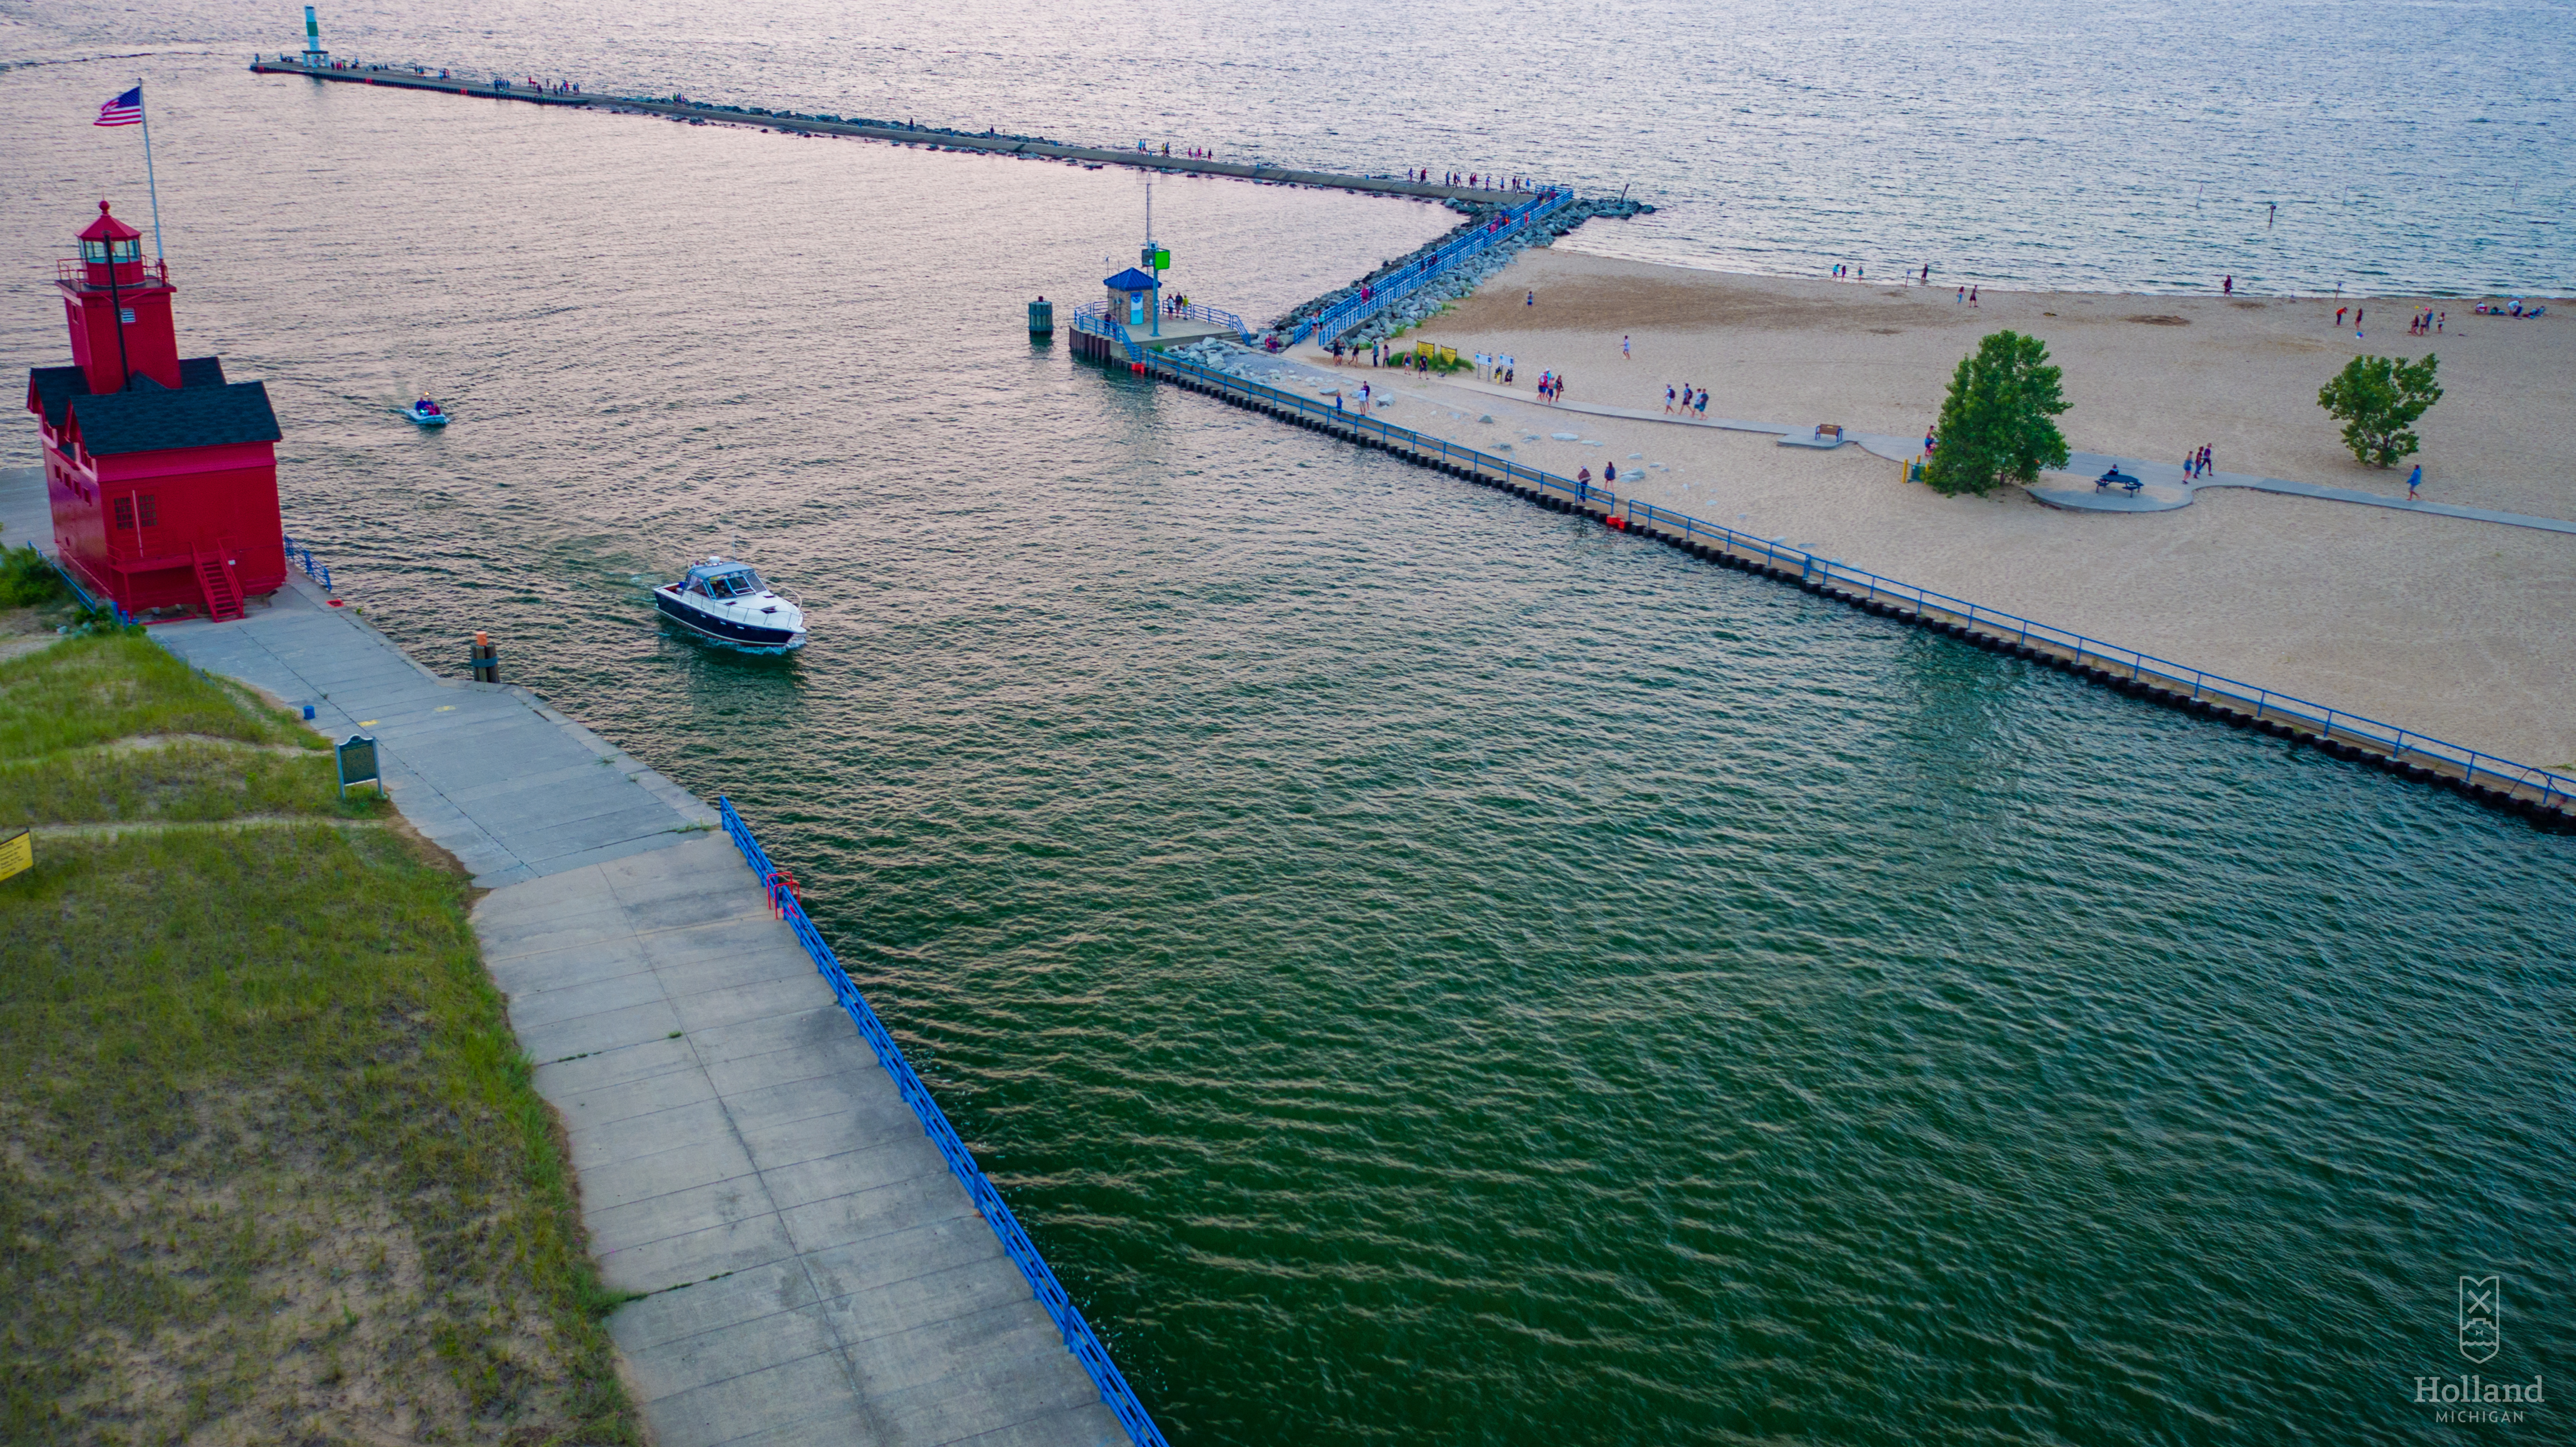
[[654, 556, 805, 654]]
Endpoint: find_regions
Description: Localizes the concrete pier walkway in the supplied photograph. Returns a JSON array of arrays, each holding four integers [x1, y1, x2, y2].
[[482, 840, 1127, 1447], [0, 463, 1141, 1447], [152, 575, 714, 887], [249, 58, 1524, 205]]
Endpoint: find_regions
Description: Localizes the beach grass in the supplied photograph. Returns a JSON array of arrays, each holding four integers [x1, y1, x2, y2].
[[0, 643, 641, 1444], [0, 633, 321, 758], [0, 737, 377, 827]]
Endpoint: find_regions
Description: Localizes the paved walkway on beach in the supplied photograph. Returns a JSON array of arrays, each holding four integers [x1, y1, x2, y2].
[[0, 463, 1135, 1447], [1377, 376, 2576, 535]]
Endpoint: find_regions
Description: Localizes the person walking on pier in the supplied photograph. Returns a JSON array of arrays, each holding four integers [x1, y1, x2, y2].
[[1665, 384, 1677, 415]]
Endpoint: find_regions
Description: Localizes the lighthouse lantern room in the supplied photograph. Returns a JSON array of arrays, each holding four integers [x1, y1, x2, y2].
[[24, 201, 285, 620]]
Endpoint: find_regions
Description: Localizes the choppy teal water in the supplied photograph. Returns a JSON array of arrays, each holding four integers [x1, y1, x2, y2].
[[3, 34, 2573, 1447]]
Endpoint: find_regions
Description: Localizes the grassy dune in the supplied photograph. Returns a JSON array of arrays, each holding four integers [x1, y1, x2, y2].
[[0, 636, 641, 1444]]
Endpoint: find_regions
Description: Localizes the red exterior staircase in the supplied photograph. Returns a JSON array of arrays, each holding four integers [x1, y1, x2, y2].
[[193, 542, 245, 622]]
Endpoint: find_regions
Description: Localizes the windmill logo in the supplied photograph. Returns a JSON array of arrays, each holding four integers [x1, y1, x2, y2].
[[2459, 1276, 2502, 1364]]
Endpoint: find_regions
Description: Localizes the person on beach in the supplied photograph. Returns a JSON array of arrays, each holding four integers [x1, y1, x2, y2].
[[1970, 286, 1980, 306], [1957, 286, 1966, 303], [1921, 263, 1931, 283], [1693, 388, 1707, 419], [2200, 445, 2213, 476], [2223, 275, 2234, 295], [1623, 335, 1632, 361], [1925, 429, 1938, 456], [2437, 311, 2445, 333], [2336, 306, 2348, 328], [2406, 464, 2423, 500], [1578, 466, 1593, 490], [1665, 385, 1677, 414], [1527, 290, 1536, 307], [1604, 461, 1618, 486]]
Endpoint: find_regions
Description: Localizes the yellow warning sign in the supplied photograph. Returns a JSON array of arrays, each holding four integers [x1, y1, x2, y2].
[[0, 828, 30, 884]]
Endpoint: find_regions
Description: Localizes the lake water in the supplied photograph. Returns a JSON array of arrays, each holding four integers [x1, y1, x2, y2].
[[3, 11, 2573, 1446], [5, 0, 2572, 295]]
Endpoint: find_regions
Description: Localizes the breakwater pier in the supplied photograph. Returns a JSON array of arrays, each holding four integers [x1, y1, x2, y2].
[[1064, 351, 2576, 826], [246, 55, 1539, 207]]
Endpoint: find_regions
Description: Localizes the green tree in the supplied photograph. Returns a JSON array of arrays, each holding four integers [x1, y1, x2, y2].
[[2317, 353, 2442, 467], [1924, 331, 2071, 496]]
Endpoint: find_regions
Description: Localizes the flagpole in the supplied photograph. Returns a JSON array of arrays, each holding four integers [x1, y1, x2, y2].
[[135, 77, 166, 265]]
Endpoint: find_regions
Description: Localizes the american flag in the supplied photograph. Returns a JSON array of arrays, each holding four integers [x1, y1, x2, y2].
[[95, 86, 143, 127]]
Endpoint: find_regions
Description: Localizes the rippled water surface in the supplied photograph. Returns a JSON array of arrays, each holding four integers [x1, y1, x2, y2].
[[6, 0, 2572, 293], [3, 25, 2573, 1447]]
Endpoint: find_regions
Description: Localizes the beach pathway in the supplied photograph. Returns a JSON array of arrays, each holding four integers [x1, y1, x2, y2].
[[1374, 374, 2576, 535]]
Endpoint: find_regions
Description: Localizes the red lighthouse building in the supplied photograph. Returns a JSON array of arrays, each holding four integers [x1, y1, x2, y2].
[[22, 201, 284, 620]]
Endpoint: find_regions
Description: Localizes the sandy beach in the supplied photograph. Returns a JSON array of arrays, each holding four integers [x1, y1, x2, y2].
[[1294, 250, 2576, 770]]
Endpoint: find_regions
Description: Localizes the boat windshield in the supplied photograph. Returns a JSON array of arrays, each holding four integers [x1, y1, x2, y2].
[[701, 570, 762, 600]]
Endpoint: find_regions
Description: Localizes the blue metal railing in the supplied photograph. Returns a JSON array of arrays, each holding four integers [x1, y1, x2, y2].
[[713, 798, 1170, 1447], [41, 552, 137, 627], [1065, 303, 1146, 361], [1127, 353, 2574, 814], [1291, 189, 1575, 347], [1172, 302, 1251, 342], [281, 533, 335, 592], [1151, 352, 1611, 510]]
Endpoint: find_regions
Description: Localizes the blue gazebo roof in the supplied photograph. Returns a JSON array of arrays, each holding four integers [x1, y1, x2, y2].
[[1103, 267, 1158, 291]]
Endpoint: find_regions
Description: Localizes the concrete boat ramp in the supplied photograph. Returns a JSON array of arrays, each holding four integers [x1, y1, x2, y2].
[[1, 466, 1137, 1447]]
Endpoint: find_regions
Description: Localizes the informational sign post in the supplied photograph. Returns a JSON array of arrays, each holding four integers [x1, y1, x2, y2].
[[0, 827, 30, 884], [337, 735, 383, 796]]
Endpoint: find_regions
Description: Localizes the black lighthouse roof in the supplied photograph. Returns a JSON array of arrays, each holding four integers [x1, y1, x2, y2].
[[26, 357, 281, 456]]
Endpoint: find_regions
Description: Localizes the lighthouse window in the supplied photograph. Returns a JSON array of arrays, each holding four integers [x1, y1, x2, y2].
[[113, 497, 132, 529], [138, 494, 158, 527]]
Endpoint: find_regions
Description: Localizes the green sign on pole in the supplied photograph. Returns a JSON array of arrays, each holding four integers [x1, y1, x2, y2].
[[1152, 248, 1171, 272]]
